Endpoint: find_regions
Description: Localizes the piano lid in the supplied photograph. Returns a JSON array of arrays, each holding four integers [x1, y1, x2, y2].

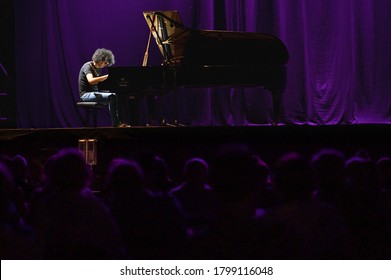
[[143, 10, 190, 65], [143, 10, 289, 66]]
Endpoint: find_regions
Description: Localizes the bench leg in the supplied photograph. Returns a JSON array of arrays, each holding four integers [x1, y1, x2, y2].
[[92, 109, 98, 127], [85, 110, 90, 127]]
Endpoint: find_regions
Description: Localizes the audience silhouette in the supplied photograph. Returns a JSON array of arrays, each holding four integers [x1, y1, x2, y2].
[[169, 157, 215, 237], [30, 148, 124, 259], [0, 158, 41, 259], [2, 144, 391, 260], [256, 151, 353, 259], [185, 144, 263, 259], [102, 157, 185, 259]]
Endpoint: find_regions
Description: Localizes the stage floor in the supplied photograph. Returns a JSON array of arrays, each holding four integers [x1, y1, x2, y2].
[[1, 124, 391, 186]]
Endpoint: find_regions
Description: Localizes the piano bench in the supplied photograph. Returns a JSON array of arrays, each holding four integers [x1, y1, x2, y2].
[[76, 101, 107, 127]]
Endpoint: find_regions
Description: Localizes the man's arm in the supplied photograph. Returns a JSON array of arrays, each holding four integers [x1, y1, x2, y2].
[[86, 73, 108, 85]]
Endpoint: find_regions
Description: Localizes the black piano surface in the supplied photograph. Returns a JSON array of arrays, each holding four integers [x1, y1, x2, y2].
[[100, 10, 289, 124]]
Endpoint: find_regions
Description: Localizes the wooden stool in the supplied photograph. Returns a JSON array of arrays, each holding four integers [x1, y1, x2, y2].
[[77, 101, 107, 127]]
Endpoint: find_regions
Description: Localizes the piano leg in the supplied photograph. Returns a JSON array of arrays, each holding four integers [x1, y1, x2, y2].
[[149, 95, 180, 127], [271, 90, 282, 126], [170, 67, 185, 127], [145, 96, 155, 126]]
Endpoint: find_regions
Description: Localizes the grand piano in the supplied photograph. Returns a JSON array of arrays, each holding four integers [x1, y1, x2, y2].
[[100, 10, 289, 125]]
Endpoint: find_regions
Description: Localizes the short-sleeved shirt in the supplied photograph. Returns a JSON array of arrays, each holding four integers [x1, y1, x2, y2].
[[78, 62, 102, 96]]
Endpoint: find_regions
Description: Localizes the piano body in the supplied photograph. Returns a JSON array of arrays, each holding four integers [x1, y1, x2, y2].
[[101, 10, 289, 124]]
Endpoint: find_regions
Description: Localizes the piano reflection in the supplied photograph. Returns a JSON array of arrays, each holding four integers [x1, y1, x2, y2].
[[100, 10, 289, 125]]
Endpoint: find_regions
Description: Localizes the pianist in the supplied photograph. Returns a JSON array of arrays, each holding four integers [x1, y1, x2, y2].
[[78, 48, 127, 127]]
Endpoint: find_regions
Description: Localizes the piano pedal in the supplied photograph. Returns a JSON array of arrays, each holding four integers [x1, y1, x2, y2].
[[162, 122, 177, 127], [159, 118, 182, 127], [173, 120, 185, 127]]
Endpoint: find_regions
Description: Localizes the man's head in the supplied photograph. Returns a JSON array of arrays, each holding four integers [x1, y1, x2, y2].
[[92, 48, 115, 67]]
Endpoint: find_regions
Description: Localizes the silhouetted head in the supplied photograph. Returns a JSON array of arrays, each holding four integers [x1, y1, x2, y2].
[[11, 155, 28, 178], [310, 148, 346, 189], [183, 157, 209, 184], [210, 144, 259, 200], [273, 152, 314, 202], [45, 148, 91, 192], [345, 155, 377, 190], [105, 158, 145, 195], [0, 162, 14, 220]]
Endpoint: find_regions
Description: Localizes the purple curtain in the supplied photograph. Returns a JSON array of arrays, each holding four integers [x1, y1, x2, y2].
[[14, 0, 391, 128]]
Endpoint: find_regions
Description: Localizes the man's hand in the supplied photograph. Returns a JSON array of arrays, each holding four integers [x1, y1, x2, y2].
[[86, 73, 108, 85]]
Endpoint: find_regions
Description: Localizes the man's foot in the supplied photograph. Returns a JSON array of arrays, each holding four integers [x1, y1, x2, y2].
[[118, 123, 130, 128], [114, 123, 130, 128]]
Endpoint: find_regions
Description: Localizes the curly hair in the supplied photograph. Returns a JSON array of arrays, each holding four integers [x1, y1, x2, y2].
[[92, 48, 115, 66]]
